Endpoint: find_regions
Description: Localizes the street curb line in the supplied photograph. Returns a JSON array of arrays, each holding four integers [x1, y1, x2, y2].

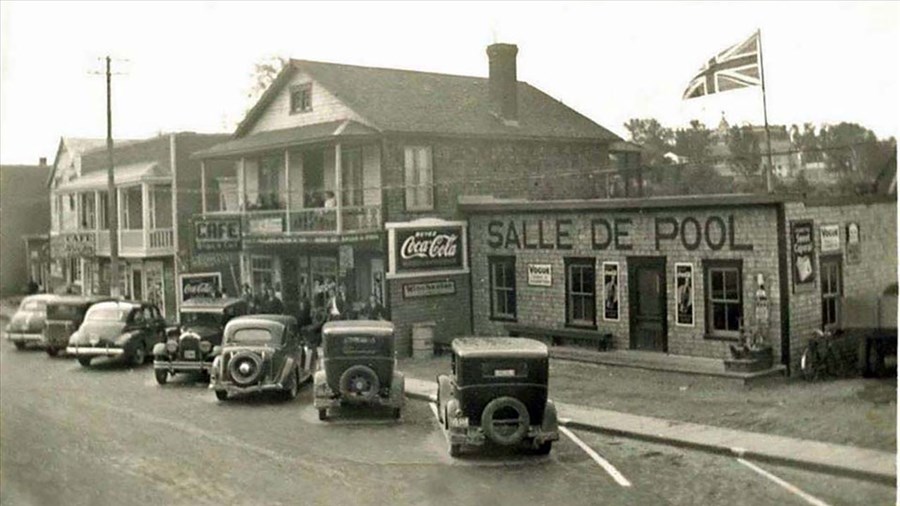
[[404, 384, 894, 486]]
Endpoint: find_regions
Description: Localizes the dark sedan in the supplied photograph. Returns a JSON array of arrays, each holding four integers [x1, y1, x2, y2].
[[66, 300, 167, 367]]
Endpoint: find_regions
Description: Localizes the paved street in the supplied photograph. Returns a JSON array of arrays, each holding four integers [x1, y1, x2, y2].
[[1, 330, 894, 506]]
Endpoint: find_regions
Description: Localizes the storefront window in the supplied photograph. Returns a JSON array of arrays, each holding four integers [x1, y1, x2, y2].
[[489, 256, 517, 321], [821, 256, 842, 329], [566, 258, 596, 327], [251, 256, 276, 295], [705, 260, 742, 337]]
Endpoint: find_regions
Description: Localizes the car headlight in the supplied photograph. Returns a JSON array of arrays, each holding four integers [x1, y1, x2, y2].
[[199, 341, 212, 353], [165, 340, 178, 353]]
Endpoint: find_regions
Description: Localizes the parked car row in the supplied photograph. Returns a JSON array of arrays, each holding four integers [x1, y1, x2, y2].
[[4, 294, 560, 457]]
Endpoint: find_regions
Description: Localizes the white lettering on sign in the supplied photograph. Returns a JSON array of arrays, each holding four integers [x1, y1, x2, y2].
[[400, 234, 458, 260], [820, 224, 840, 253], [183, 282, 216, 296]]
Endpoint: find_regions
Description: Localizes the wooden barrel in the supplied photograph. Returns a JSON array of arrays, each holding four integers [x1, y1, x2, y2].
[[411, 321, 436, 359]]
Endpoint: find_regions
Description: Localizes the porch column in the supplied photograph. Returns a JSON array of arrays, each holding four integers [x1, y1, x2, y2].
[[335, 143, 342, 234], [284, 150, 290, 232], [117, 187, 123, 249], [142, 183, 151, 251], [238, 157, 246, 211], [200, 160, 207, 215]]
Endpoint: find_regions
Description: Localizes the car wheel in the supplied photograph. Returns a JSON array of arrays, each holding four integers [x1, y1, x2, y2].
[[130, 343, 146, 367], [481, 397, 531, 446], [46, 346, 59, 357], [284, 370, 299, 401], [215, 390, 229, 401], [449, 443, 462, 458], [154, 369, 168, 385], [339, 365, 380, 402], [318, 408, 328, 421], [13, 342, 25, 350], [77, 356, 92, 368], [535, 441, 553, 455]]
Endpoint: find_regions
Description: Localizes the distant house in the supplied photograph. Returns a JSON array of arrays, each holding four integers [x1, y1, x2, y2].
[[192, 43, 621, 350], [0, 159, 51, 296], [710, 116, 800, 182]]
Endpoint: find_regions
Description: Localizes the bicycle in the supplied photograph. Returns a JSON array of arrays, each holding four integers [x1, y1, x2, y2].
[[800, 328, 847, 381]]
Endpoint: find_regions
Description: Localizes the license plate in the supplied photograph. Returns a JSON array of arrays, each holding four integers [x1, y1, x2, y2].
[[184, 350, 196, 359]]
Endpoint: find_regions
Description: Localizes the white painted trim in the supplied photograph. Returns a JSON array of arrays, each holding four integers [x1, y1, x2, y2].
[[386, 268, 470, 280], [384, 218, 467, 230], [736, 458, 831, 506], [560, 427, 632, 488]]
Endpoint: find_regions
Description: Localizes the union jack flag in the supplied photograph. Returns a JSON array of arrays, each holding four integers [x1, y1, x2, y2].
[[683, 31, 761, 99]]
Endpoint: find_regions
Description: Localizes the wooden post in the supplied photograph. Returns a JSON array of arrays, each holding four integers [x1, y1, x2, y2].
[[200, 160, 207, 215], [758, 29, 775, 194], [335, 143, 343, 234], [284, 150, 291, 233]]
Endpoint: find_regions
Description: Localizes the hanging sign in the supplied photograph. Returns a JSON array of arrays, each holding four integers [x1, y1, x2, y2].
[[194, 217, 241, 252], [819, 224, 840, 253], [790, 220, 816, 287], [675, 263, 695, 327], [846, 222, 861, 265], [602, 262, 620, 322], [527, 264, 552, 287]]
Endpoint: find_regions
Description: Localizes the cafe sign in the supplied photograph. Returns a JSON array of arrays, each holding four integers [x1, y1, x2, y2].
[[51, 232, 96, 258], [386, 218, 468, 278], [194, 217, 241, 253]]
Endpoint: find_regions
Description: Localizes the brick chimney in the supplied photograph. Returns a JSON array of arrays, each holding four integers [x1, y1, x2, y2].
[[486, 43, 519, 125]]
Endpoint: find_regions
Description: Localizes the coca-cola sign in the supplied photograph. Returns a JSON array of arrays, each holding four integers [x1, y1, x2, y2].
[[179, 273, 222, 303], [393, 226, 464, 274]]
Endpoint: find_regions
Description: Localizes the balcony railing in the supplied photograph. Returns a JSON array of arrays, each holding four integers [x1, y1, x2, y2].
[[94, 228, 175, 256], [234, 205, 383, 236]]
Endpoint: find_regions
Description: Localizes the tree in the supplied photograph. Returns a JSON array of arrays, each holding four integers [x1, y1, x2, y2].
[[819, 123, 878, 188], [623, 118, 674, 168], [728, 125, 764, 192], [247, 56, 289, 106], [674, 120, 713, 162]]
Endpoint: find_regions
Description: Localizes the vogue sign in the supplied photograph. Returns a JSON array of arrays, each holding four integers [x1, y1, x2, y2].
[[386, 220, 468, 277]]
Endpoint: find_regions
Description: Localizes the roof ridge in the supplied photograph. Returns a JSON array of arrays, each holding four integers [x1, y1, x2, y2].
[[291, 58, 494, 83]]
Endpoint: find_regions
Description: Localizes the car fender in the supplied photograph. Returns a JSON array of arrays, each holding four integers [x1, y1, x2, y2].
[[542, 399, 559, 432], [278, 356, 297, 385], [152, 342, 166, 357], [210, 355, 222, 383], [390, 371, 405, 405], [313, 370, 329, 396], [446, 398, 461, 425]]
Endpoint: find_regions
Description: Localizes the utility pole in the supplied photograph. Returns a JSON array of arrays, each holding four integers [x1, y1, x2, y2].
[[103, 56, 120, 297]]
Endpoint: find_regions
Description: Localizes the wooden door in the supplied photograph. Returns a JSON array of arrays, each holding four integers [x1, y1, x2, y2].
[[629, 257, 667, 352]]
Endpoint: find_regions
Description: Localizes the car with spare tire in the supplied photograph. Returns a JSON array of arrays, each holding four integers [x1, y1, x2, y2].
[[41, 295, 112, 356], [210, 314, 316, 401], [314, 320, 404, 420], [152, 297, 247, 385], [66, 300, 167, 367], [436, 337, 559, 457]]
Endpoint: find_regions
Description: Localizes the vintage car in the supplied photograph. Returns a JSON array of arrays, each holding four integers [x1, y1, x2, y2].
[[314, 320, 404, 421], [66, 300, 167, 367], [152, 297, 248, 385], [436, 337, 559, 457], [42, 295, 112, 356], [210, 315, 316, 401], [5, 294, 57, 350]]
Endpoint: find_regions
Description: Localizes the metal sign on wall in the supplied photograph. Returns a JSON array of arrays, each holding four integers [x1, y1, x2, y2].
[[846, 222, 861, 265], [51, 232, 96, 258], [402, 279, 457, 299], [527, 264, 552, 287], [194, 217, 242, 252], [179, 272, 222, 303], [790, 220, 816, 288], [385, 218, 468, 279], [819, 224, 840, 253]]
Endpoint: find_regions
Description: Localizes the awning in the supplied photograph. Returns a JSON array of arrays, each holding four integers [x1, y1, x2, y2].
[[56, 162, 170, 192], [192, 120, 380, 159]]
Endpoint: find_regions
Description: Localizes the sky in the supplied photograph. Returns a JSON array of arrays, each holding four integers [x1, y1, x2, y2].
[[0, 1, 897, 165]]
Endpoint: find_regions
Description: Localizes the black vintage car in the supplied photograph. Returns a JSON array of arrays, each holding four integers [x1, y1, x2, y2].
[[42, 295, 112, 356], [152, 297, 248, 385], [314, 320, 404, 421], [5, 294, 57, 350], [66, 300, 167, 367], [437, 338, 559, 457], [210, 315, 316, 401]]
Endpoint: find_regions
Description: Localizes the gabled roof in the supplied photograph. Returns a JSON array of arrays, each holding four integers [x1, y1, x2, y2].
[[55, 161, 168, 192], [232, 58, 620, 144], [194, 120, 378, 159], [48, 137, 135, 186]]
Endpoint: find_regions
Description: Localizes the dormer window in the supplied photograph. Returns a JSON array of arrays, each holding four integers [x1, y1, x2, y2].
[[290, 83, 313, 114]]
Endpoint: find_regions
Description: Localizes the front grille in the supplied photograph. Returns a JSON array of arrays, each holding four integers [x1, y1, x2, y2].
[[180, 335, 201, 361], [45, 322, 72, 344]]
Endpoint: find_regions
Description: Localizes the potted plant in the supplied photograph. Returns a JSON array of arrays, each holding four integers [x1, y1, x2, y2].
[[726, 323, 774, 373]]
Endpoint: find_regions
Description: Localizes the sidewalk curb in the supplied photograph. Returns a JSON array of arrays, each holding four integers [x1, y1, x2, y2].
[[403, 377, 895, 486]]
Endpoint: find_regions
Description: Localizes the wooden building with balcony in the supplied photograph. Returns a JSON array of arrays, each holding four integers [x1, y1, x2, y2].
[[192, 43, 621, 351], [48, 133, 229, 317]]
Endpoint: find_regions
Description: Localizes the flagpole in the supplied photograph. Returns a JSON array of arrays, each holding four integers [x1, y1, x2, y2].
[[758, 28, 775, 193]]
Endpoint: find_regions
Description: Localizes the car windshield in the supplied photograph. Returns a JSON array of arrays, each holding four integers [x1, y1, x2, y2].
[[85, 306, 129, 322], [46, 304, 85, 321], [181, 312, 222, 328], [20, 300, 47, 313], [228, 327, 276, 345]]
